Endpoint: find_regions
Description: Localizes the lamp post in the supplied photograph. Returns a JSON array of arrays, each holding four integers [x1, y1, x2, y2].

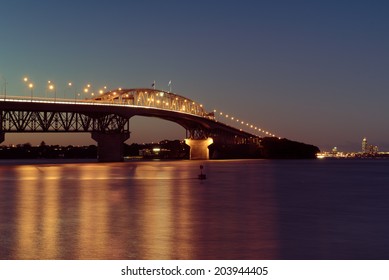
[[46, 81, 51, 98], [83, 87, 89, 99], [29, 83, 34, 100], [67, 82, 72, 99], [49, 84, 56, 102], [23, 76, 29, 98], [83, 83, 93, 99], [23, 76, 33, 100]]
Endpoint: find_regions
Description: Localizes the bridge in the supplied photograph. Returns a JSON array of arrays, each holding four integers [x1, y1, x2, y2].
[[0, 88, 275, 161]]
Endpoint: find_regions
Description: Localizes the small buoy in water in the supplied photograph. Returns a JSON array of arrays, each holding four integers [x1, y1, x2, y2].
[[198, 165, 206, 180]]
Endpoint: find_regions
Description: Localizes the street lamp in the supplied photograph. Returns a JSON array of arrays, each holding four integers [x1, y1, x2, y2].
[[63, 82, 72, 99], [28, 83, 34, 100], [48, 84, 56, 101], [46, 81, 51, 98], [23, 76, 33, 100]]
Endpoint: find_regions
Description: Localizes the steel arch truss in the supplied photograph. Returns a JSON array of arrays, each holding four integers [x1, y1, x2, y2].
[[94, 88, 212, 118], [0, 110, 129, 134]]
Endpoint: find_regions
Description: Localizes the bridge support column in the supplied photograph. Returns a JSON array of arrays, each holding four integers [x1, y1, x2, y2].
[[92, 132, 130, 162], [185, 138, 213, 160]]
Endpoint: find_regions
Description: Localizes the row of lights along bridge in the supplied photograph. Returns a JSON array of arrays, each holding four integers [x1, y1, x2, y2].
[[21, 76, 108, 101], [15, 76, 279, 138]]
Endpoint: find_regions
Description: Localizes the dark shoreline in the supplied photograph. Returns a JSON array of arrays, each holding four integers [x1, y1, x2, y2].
[[0, 137, 320, 161]]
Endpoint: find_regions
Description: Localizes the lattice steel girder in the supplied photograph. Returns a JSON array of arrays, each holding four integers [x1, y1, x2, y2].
[[186, 128, 209, 140], [0, 110, 129, 133]]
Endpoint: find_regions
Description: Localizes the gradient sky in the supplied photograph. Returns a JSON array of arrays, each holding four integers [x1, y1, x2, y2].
[[1, 0, 389, 151]]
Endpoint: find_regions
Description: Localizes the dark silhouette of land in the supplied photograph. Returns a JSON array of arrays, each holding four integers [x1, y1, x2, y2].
[[0, 138, 319, 160], [210, 137, 319, 159], [260, 137, 320, 159]]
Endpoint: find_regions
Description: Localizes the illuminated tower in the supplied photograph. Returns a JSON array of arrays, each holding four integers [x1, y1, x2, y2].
[[362, 138, 367, 154]]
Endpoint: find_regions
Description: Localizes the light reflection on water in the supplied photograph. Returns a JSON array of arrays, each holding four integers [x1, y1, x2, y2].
[[0, 160, 278, 259], [2, 159, 389, 259]]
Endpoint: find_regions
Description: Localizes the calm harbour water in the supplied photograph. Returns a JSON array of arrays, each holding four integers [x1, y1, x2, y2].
[[0, 158, 389, 260]]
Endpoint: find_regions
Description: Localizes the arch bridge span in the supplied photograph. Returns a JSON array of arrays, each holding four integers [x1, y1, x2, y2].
[[0, 88, 261, 161], [94, 88, 209, 118]]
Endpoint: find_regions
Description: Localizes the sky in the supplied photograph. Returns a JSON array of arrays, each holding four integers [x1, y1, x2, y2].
[[1, 0, 389, 151]]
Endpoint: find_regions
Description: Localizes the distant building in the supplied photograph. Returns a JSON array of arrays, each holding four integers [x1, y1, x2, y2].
[[361, 137, 378, 156], [362, 137, 368, 154]]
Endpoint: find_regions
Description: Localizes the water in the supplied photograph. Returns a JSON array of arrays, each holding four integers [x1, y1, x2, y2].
[[1, 159, 389, 260]]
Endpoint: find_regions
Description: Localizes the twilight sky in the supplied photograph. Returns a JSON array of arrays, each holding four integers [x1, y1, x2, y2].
[[1, 0, 388, 151]]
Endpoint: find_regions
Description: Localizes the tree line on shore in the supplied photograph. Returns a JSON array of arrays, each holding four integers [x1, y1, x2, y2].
[[0, 138, 320, 160]]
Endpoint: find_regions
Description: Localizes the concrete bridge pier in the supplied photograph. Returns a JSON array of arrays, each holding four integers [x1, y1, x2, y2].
[[92, 131, 130, 162], [185, 138, 214, 160]]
